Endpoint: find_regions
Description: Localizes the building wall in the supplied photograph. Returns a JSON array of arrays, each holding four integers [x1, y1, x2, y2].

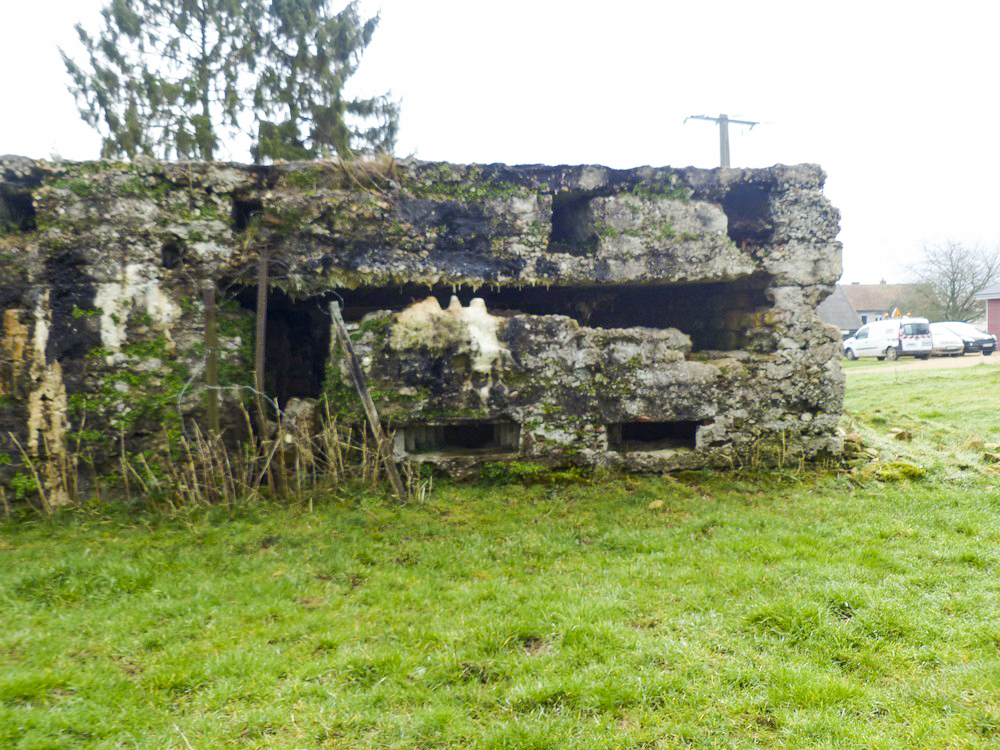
[[858, 310, 886, 325], [988, 299, 1000, 339]]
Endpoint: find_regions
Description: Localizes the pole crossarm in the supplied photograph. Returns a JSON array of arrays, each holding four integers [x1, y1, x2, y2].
[[684, 113, 761, 167], [684, 114, 760, 129]]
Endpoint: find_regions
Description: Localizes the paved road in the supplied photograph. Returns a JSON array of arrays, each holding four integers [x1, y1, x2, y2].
[[847, 353, 1000, 375]]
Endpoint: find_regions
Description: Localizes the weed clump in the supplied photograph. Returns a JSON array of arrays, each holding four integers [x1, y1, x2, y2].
[[857, 460, 927, 482], [478, 460, 590, 485]]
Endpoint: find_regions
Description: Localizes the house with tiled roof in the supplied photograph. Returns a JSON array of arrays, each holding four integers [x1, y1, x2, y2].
[[817, 286, 862, 337], [841, 283, 931, 324]]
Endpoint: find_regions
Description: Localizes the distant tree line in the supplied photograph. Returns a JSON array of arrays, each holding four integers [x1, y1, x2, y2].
[[61, 0, 398, 163]]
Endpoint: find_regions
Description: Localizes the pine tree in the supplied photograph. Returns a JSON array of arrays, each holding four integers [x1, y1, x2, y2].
[[251, 0, 399, 161], [61, 0, 397, 161], [62, 0, 252, 160]]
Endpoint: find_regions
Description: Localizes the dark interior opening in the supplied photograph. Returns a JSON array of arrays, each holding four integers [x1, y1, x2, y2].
[[234, 287, 333, 408], [161, 239, 185, 269], [548, 192, 597, 255], [400, 421, 520, 455], [232, 196, 264, 231], [608, 421, 699, 452], [0, 189, 36, 232], [333, 275, 771, 351], [723, 183, 774, 246]]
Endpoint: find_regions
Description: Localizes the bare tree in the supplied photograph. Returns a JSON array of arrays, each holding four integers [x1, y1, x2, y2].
[[911, 241, 1000, 321]]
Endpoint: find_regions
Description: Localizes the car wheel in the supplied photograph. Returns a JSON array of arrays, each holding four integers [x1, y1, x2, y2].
[[985, 351, 993, 357], [845, 349, 857, 361], [876, 356, 885, 361], [918, 354, 931, 360], [885, 346, 899, 361]]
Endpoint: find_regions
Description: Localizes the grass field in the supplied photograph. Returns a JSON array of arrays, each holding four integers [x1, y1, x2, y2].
[[4, 363, 1000, 748]]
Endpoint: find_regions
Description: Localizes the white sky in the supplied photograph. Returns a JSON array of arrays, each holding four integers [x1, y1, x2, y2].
[[3, 0, 999, 284]]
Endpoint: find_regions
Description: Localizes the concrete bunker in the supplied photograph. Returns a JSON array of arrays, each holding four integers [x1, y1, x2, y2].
[[0, 155, 846, 500]]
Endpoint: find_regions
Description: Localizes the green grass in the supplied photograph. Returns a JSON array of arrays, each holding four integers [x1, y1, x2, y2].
[[844, 360, 1000, 479], [4, 364, 1000, 747]]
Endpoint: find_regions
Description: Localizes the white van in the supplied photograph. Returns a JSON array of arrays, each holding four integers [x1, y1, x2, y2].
[[843, 317, 933, 361]]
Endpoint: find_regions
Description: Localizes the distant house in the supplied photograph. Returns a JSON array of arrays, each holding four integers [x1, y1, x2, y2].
[[841, 282, 930, 324], [817, 286, 862, 337], [974, 282, 1000, 339]]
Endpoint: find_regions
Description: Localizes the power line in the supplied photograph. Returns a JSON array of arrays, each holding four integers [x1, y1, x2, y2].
[[684, 113, 760, 168]]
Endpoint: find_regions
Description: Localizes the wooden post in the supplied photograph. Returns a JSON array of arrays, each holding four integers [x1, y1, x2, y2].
[[252, 252, 277, 492], [202, 282, 220, 435], [329, 301, 407, 502], [718, 113, 730, 168], [254, 251, 269, 438]]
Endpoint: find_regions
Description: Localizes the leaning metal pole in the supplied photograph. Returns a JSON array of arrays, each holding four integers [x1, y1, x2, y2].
[[329, 302, 407, 502]]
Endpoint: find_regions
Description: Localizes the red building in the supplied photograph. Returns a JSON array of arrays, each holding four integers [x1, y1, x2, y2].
[[974, 282, 1000, 339]]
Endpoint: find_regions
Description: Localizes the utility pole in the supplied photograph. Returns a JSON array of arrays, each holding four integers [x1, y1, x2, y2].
[[685, 113, 760, 167]]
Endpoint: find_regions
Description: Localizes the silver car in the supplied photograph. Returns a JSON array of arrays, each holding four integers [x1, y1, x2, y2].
[[930, 322, 964, 356]]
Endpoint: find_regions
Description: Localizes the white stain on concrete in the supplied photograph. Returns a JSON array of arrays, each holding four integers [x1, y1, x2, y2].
[[393, 295, 509, 375], [95, 263, 182, 357]]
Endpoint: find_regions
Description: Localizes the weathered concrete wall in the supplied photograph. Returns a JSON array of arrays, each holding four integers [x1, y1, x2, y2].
[[0, 154, 844, 499]]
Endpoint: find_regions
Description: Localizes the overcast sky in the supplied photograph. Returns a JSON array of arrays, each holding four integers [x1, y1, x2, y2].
[[3, 0, 998, 284]]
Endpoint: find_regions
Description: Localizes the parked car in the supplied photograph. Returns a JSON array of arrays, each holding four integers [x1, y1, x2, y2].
[[843, 317, 933, 361], [938, 321, 997, 355], [929, 322, 965, 356]]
